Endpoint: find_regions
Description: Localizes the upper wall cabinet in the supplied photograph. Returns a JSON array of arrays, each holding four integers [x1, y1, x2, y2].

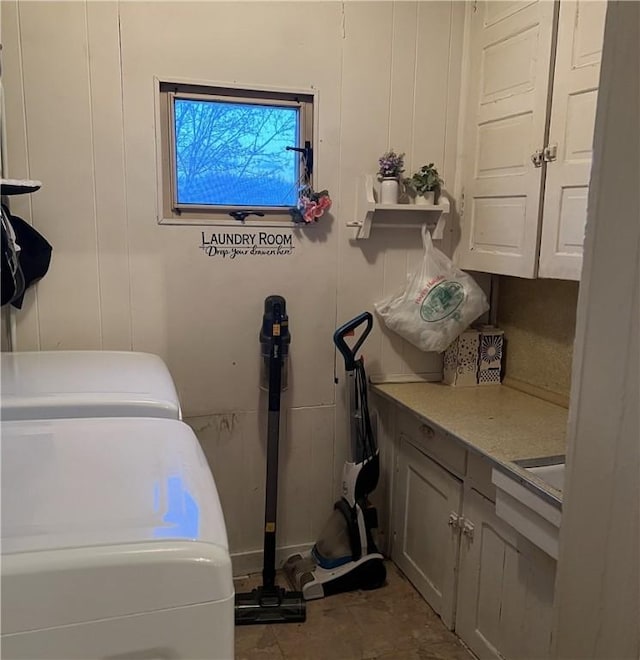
[[457, 0, 606, 280], [538, 0, 607, 279]]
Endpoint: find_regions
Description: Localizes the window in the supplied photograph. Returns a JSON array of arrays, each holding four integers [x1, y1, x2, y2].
[[157, 81, 314, 224]]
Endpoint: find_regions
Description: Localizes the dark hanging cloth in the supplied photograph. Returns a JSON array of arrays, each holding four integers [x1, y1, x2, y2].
[[0, 204, 52, 309], [1, 205, 26, 306]]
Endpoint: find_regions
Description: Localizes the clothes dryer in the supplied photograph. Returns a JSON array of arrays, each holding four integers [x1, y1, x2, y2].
[[1, 351, 181, 420]]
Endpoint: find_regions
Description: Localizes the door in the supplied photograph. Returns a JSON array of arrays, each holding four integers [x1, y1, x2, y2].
[[392, 436, 463, 630], [538, 1, 607, 280], [457, 0, 556, 277], [456, 488, 557, 660]]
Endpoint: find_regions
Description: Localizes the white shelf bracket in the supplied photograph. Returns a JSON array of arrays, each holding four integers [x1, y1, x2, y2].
[[348, 175, 451, 240]]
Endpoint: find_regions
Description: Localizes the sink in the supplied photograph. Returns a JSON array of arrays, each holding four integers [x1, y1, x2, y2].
[[525, 462, 565, 491], [515, 454, 565, 492], [491, 457, 565, 560]]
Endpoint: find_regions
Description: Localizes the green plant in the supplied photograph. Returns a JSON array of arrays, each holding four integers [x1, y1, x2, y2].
[[406, 163, 443, 195]]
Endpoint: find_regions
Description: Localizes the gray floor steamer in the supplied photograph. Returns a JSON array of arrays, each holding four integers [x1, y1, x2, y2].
[[283, 312, 386, 599], [235, 296, 306, 625]]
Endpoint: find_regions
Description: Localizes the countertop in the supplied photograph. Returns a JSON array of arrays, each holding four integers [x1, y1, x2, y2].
[[371, 382, 568, 504]]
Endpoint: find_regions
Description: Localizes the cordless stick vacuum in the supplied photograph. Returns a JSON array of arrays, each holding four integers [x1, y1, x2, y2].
[[283, 312, 386, 599], [234, 296, 306, 625]]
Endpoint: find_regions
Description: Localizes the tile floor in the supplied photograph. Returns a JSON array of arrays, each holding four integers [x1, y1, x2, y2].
[[234, 562, 474, 660]]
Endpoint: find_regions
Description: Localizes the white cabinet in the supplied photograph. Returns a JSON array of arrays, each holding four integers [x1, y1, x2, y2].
[[392, 436, 463, 630], [390, 410, 557, 659], [458, 0, 555, 278], [457, 0, 606, 280], [456, 488, 557, 660], [538, 0, 607, 279]]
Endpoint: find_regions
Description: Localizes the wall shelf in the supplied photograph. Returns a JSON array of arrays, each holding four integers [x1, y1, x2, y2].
[[347, 175, 451, 239]]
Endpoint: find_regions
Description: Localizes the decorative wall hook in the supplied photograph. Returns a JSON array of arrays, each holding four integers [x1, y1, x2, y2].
[[286, 141, 313, 182]]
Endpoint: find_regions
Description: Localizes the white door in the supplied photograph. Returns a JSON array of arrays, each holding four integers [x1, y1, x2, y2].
[[456, 488, 557, 660], [392, 436, 463, 630], [553, 1, 640, 654], [538, 1, 607, 280], [457, 0, 556, 277]]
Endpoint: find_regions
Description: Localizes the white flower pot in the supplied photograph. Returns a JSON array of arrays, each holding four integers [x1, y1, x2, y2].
[[380, 178, 399, 204], [415, 191, 435, 205]]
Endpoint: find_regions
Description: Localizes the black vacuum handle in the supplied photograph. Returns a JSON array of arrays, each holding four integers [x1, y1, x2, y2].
[[333, 312, 373, 371]]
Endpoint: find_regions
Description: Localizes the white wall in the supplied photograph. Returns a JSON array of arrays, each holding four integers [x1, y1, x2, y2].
[[552, 2, 639, 656], [2, 0, 465, 570]]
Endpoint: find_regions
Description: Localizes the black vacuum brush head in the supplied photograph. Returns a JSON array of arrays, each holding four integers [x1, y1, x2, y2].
[[235, 586, 306, 625]]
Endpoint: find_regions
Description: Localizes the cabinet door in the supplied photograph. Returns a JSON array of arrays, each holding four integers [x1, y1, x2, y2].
[[538, 1, 607, 280], [457, 0, 555, 278], [456, 488, 557, 660], [392, 436, 463, 630]]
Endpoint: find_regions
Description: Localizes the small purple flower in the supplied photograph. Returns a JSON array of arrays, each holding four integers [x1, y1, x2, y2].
[[377, 150, 405, 179]]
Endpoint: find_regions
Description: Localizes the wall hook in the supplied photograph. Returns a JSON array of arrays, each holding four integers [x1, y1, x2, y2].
[[286, 141, 313, 182]]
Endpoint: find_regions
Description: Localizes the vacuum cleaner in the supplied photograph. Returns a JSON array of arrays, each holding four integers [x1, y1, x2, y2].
[[234, 295, 306, 625], [283, 311, 386, 600]]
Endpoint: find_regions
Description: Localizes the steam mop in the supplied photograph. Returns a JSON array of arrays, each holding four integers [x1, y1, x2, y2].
[[234, 296, 306, 625], [283, 312, 386, 600]]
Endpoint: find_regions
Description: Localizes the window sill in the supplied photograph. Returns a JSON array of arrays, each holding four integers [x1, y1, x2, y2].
[[158, 216, 300, 229]]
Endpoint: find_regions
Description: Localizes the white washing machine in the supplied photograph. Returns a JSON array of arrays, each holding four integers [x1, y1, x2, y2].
[[1, 417, 234, 660], [1, 351, 182, 420]]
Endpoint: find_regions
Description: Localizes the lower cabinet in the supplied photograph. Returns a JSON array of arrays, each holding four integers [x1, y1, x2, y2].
[[392, 435, 463, 629], [456, 488, 557, 660], [392, 430, 557, 659]]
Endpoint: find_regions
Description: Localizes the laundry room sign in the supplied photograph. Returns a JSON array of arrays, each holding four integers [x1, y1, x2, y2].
[[199, 231, 294, 259]]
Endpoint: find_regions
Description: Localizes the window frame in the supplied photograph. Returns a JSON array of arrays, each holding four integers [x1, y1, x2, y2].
[[155, 78, 316, 227]]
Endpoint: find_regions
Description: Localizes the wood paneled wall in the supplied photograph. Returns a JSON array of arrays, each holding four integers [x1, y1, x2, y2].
[[2, 1, 465, 571]]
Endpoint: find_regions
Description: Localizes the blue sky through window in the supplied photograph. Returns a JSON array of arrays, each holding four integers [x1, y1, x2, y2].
[[174, 98, 299, 207]]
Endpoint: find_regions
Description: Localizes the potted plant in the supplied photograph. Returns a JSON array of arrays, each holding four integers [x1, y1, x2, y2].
[[406, 163, 443, 205], [377, 150, 405, 204]]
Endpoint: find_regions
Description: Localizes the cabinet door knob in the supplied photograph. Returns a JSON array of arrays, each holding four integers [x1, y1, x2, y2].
[[420, 423, 435, 439], [461, 520, 475, 540], [448, 512, 460, 528], [531, 150, 544, 168]]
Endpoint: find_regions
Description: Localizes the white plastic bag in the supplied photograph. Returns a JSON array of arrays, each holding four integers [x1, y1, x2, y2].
[[374, 226, 489, 353]]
